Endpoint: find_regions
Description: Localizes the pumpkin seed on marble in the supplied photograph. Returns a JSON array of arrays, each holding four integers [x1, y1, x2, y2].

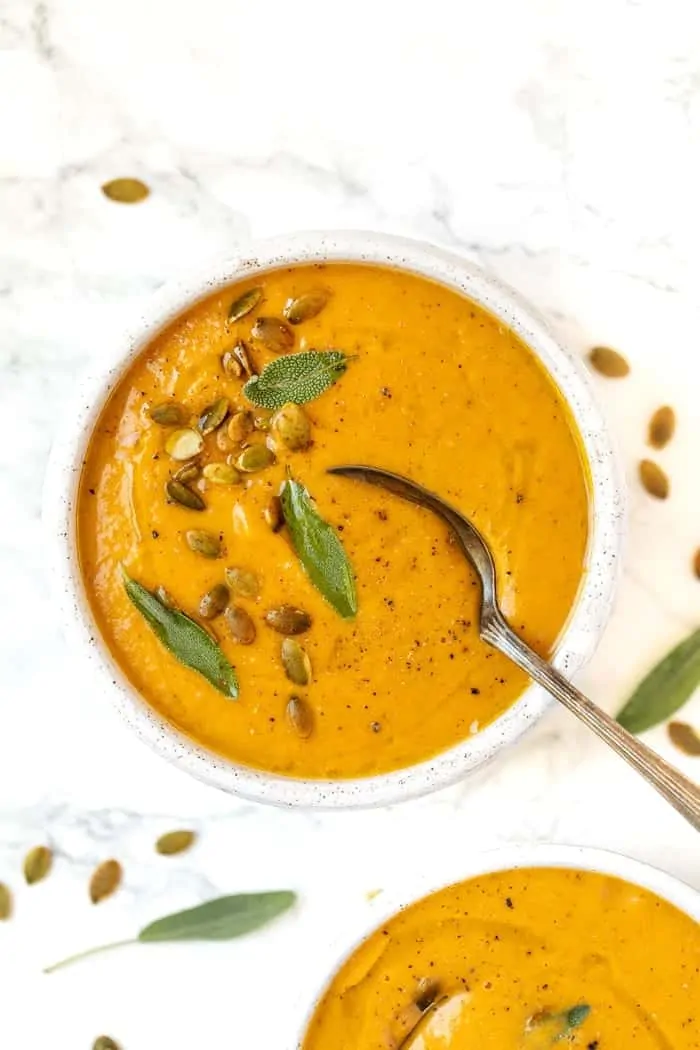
[[228, 286, 263, 323], [93, 1038, 121, 1050], [281, 637, 312, 686], [668, 721, 700, 756], [203, 462, 241, 485], [198, 582, 230, 620], [236, 443, 276, 473], [89, 859, 122, 904], [0, 883, 12, 920], [265, 605, 312, 635], [186, 530, 223, 558], [225, 566, 261, 599], [156, 830, 197, 856], [639, 459, 669, 500], [166, 478, 206, 511], [648, 405, 676, 450], [251, 316, 294, 353], [272, 402, 312, 451], [286, 695, 314, 738], [149, 401, 188, 427], [101, 177, 150, 204], [225, 604, 257, 645], [263, 495, 283, 532], [198, 397, 229, 436], [174, 461, 201, 484], [693, 548, 700, 580], [165, 428, 204, 460], [23, 845, 52, 885], [227, 409, 255, 444], [283, 289, 330, 325], [588, 346, 630, 378]]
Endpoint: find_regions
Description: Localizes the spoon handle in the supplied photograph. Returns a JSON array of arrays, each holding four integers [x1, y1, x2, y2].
[[482, 610, 700, 833]]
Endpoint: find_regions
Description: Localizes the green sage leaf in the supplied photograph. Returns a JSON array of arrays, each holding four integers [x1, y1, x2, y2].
[[617, 628, 700, 733], [138, 890, 296, 942], [122, 569, 238, 698], [243, 350, 349, 410], [280, 477, 357, 619]]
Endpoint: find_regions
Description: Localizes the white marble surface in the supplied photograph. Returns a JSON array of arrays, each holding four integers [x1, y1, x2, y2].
[[1, 0, 699, 1046]]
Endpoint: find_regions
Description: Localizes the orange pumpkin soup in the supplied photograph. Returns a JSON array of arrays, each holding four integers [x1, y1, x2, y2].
[[302, 867, 700, 1050], [77, 263, 589, 778]]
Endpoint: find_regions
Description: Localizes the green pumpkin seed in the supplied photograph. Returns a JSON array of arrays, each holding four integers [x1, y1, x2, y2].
[[265, 605, 312, 635], [174, 461, 201, 484], [0, 883, 12, 920], [101, 177, 150, 204], [236, 443, 276, 473], [186, 530, 223, 559], [668, 721, 700, 755], [149, 401, 188, 426], [89, 859, 122, 904], [198, 397, 229, 436], [225, 566, 261, 599], [281, 637, 312, 685], [588, 346, 630, 378], [271, 402, 312, 451], [251, 316, 294, 353], [203, 462, 241, 485], [198, 583, 230, 620], [639, 459, 669, 499], [227, 409, 255, 444], [156, 830, 197, 856], [286, 695, 314, 738], [648, 405, 676, 450], [165, 428, 204, 460], [228, 286, 264, 323], [216, 426, 237, 452], [225, 604, 257, 645], [166, 478, 206, 511], [283, 289, 330, 324], [222, 349, 244, 378], [23, 845, 52, 885]]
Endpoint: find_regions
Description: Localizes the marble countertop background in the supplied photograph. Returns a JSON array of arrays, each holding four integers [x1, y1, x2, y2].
[[1, 0, 699, 1046]]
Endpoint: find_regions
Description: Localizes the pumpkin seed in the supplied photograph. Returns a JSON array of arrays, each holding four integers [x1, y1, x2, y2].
[[281, 637, 312, 685], [222, 349, 244, 378], [225, 604, 257, 645], [648, 405, 676, 449], [668, 721, 700, 756], [93, 1038, 121, 1050], [203, 462, 241, 485], [186, 530, 223, 558], [0, 883, 12, 920], [165, 428, 204, 460], [227, 409, 255, 444], [166, 478, 206, 511], [588, 346, 630, 378], [264, 495, 284, 532], [639, 459, 669, 499], [155, 585, 175, 608], [286, 695, 314, 738], [156, 830, 197, 856], [251, 316, 294, 353], [174, 461, 201, 484], [265, 605, 312, 635], [23, 845, 52, 885], [283, 289, 330, 324], [225, 566, 261, 599], [228, 286, 263, 323], [271, 402, 312, 450], [216, 426, 237, 452], [231, 340, 257, 377], [198, 397, 229, 436], [198, 582, 230, 620], [149, 401, 188, 427], [101, 177, 150, 204], [693, 548, 700, 580], [236, 443, 276, 473], [89, 859, 122, 904]]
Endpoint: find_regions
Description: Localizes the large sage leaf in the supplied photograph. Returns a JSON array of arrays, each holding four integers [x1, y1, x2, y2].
[[280, 477, 357, 620], [617, 628, 700, 733], [243, 350, 349, 409], [122, 569, 238, 698], [139, 891, 295, 942]]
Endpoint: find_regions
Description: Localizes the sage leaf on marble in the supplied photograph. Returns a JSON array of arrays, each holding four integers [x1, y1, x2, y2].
[[89, 859, 123, 904], [122, 568, 239, 699], [23, 845, 52, 885], [0, 883, 12, 920], [156, 830, 197, 856], [617, 628, 700, 733], [243, 350, 349, 410]]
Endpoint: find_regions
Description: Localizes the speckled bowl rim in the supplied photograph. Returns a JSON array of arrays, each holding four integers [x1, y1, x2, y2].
[[43, 230, 625, 809], [291, 843, 699, 1049]]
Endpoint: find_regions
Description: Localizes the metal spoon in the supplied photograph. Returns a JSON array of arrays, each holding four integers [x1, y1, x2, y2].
[[328, 465, 700, 832]]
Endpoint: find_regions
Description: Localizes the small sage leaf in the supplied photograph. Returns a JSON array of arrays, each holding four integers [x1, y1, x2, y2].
[[101, 178, 150, 204], [156, 830, 197, 856], [668, 721, 700, 756], [617, 628, 700, 733], [23, 845, 52, 885], [280, 477, 357, 619], [122, 569, 238, 698], [138, 890, 296, 942], [89, 860, 122, 904], [0, 883, 12, 920], [243, 350, 349, 410], [93, 1038, 121, 1050]]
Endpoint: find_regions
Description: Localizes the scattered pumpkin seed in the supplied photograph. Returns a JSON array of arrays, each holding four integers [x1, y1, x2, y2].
[[639, 459, 669, 500], [0, 883, 12, 920], [166, 478, 206, 511], [23, 845, 52, 885], [101, 177, 150, 204], [264, 495, 284, 532], [286, 695, 314, 738], [93, 1038, 121, 1050], [228, 286, 263, 323], [265, 605, 312, 635], [231, 340, 257, 377], [149, 401, 188, 427], [225, 566, 261, 599], [216, 426, 237, 452], [165, 428, 204, 461], [198, 582, 230, 620], [668, 721, 700, 756], [225, 604, 257, 645], [281, 637, 312, 686], [648, 405, 676, 450], [588, 346, 630, 378], [271, 402, 312, 450], [693, 548, 700, 580], [89, 859, 122, 904], [203, 462, 241, 485], [222, 349, 244, 378], [198, 397, 229, 436], [156, 830, 197, 856], [227, 409, 255, 444], [155, 585, 175, 608], [251, 316, 294, 353], [236, 443, 276, 473], [186, 529, 223, 559], [283, 289, 330, 324], [174, 461, 201, 484]]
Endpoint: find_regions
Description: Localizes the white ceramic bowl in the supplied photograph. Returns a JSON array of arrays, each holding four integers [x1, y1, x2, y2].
[[43, 231, 624, 808], [291, 843, 700, 1049]]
